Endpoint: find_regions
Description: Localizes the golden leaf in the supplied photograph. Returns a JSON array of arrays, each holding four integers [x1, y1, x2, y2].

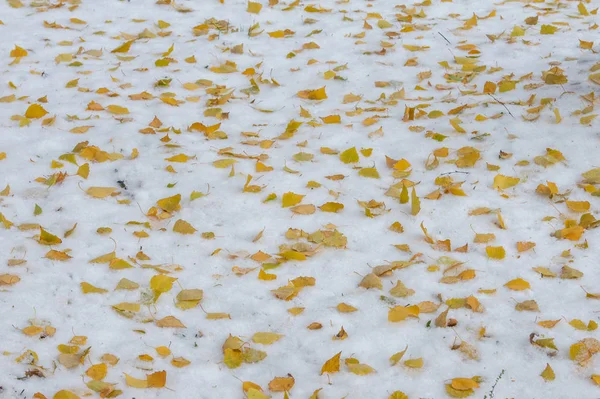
[[173, 219, 197, 234], [486, 246, 505, 260], [38, 227, 62, 245], [111, 40, 135, 53], [85, 363, 107, 381], [156, 316, 186, 328], [504, 278, 530, 291], [340, 147, 359, 163], [268, 375, 295, 391], [320, 352, 341, 374], [297, 86, 327, 100], [25, 104, 48, 119], [282, 192, 304, 208]]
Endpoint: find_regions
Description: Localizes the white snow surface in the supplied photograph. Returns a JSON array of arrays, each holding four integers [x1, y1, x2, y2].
[[0, 0, 599, 398]]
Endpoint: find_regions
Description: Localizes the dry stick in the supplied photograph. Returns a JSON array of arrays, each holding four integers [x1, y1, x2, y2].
[[484, 369, 505, 399], [438, 31, 452, 45], [439, 170, 470, 176], [488, 93, 516, 119]]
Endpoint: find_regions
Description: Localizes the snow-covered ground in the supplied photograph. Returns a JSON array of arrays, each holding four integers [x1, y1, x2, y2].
[[1, 0, 600, 398]]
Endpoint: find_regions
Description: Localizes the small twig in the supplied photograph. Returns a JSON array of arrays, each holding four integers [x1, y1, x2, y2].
[[438, 31, 451, 45], [439, 170, 470, 176], [488, 94, 515, 119], [484, 369, 505, 399]]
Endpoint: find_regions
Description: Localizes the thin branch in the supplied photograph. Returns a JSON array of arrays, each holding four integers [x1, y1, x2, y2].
[[488, 93, 515, 119], [438, 31, 451, 45]]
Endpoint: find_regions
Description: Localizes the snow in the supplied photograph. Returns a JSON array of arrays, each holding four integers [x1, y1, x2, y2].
[[0, 0, 599, 398]]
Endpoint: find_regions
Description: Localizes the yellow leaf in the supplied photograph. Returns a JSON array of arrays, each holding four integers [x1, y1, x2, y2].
[[492, 174, 520, 190], [150, 274, 177, 293], [388, 305, 419, 322], [112, 302, 140, 313], [343, 93, 361, 103], [173, 219, 197, 234], [38, 227, 62, 245], [22, 326, 44, 336], [404, 358, 423, 368], [53, 391, 80, 399], [155, 346, 171, 357], [166, 154, 192, 163], [106, 105, 129, 114], [348, 363, 376, 374], [517, 241, 535, 252], [111, 40, 135, 53], [538, 319, 561, 328], [570, 319, 588, 330], [337, 303, 357, 313], [390, 346, 408, 365], [176, 289, 203, 302], [359, 273, 382, 289], [445, 384, 473, 398], [451, 378, 480, 390], [540, 24, 558, 34], [70, 125, 93, 134], [247, 1, 262, 13], [486, 246, 505, 260], [85, 363, 107, 381], [592, 375, 600, 386], [511, 25, 525, 37], [247, 388, 270, 399], [556, 225, 584, 241], [213, 159, 236, 168], [80, 282, 107, 294], [291, 204, 316, 215], [320, 202, 344, 213], [210, 61, 238, 73], [282, 192, 304, 208], [171, 357, 191, 367], [124, 373, 148, 388], [268, 375, 295, 391], [25, 104, 48, 119], [541, 363, 555, 381], [504, 278, 530, 291], [393, 159, 411, 171], [321, 114, 341, 124], [411, 187, 420, 216], [498, 80, 516, 92], [10, 45, 28, 58], [340, 147, 359, 163], [156, 316, 186, 328], [156, 194, 181, 212], [483, 81, 497, 94], [320, 351, 341, 374], [89, 251, 115, 264], [252, 332, 283, 345], [206, 312, 231, 319], [580, 114, 597, 125], [109, 258, 133, 270], [388, 392, 408, 399], [116, 278, 139, 290], [297, 86, 327, 100], [403, 44, 430, 51], [86, 186, 117, 198], [224, 348, 243, 369], [77, 163, 89, 179], [45, 250, 71, 261], [566, 201, 590, 213], [359, 167, 380, 179]]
